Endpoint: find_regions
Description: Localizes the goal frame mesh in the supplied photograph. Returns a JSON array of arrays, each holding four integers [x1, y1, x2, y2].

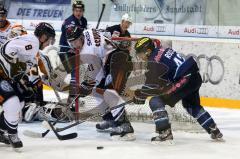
[[74, 36, 203, 132]]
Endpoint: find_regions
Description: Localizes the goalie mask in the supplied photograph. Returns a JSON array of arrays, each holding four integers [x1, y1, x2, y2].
[[8, 24, 27, 39]]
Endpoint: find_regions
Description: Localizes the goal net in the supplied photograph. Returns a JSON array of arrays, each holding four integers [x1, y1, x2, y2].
[[76, 36, 203, 132], [41, 37, 203, 132]]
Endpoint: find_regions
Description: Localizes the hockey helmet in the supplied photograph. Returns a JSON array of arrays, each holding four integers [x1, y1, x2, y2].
[[66, 26, 84, 42], [121, 13, 132, 23], [72, 0, 85, 11], [135, 37, 155, 55], [0, 5, 7, 16], [34, 22, 56, 39]]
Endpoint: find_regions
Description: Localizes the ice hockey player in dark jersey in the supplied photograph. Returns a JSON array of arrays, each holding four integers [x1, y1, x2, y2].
[[106, 13, 132, 38], [59, 0, 87, 104], [133, 37, 223, 143]]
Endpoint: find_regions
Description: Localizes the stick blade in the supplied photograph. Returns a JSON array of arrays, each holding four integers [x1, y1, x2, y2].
[[58, 133, 78, 140], [23, 130, 43, 138]]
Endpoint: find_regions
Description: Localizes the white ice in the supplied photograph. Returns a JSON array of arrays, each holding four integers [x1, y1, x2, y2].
[[1, 90, 240, 159]]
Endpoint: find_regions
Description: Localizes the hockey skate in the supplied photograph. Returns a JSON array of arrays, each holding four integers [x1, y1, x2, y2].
[[96, 112, 116, 132], [209, 124, 224, 141], [96, 120, 116, 132], [151, 128, 174, 145], [8, 133, 23, 148], [110, 122, 135, 141], [0, 129, 10, 145]]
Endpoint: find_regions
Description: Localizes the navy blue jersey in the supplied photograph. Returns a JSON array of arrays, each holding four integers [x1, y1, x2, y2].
[[59, 15, 87, 53], [146, 47, 198, 85], [106, 24, 131, 37]]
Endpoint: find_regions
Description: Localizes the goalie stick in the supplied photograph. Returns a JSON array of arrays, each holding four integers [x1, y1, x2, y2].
[[23, 93, 81, 139]]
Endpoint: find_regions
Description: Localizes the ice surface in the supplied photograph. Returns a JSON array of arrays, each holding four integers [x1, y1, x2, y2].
[[1, 91, 240, 159]]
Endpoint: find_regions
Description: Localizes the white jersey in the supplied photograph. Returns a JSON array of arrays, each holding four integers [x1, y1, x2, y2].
[[80, 29, 115, 84], [0, 33, 39, 79], [0, 20, 12, 46]]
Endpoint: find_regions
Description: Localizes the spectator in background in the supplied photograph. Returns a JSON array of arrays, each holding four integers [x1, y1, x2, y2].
[[59, 0, 87, 104], [0, 5, 12, 46]]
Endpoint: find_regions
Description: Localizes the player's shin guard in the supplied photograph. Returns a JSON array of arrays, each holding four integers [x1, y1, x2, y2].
[[149, 97, 173, 142], [185, 106, 223, 140], [1, 97, 23, 148]]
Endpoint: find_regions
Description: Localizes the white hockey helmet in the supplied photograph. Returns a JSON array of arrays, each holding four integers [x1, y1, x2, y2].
[[121, 13, 132, 23], [8, 24, 27, 39]]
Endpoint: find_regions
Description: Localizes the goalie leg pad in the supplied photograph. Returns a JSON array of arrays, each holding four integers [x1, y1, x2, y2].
[[149, 97, 170, 132]]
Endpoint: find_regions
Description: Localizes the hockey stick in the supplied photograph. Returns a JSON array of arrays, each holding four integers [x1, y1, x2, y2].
[[23, 93, 81, 139], [45, 99, 133, 135], [44, 121, 78, 140], [96, 3, 106, 29], [28, 98, 133, 140]]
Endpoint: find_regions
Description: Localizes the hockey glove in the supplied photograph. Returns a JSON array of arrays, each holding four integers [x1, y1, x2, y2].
[[133, 89, 147, 104], [133, 85, 163, 104], [79, 80, 95, 97]]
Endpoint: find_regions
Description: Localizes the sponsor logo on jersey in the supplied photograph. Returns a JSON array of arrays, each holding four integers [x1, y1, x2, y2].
[[154, 48, 165, 62], [0, 36, 7, 40], [85, 31, 92, 46], [0, 81, 13, 92], [112, 31, 120, 37]]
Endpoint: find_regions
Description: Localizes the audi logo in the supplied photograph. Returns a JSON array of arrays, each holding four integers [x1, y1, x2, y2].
[[156, 26, 166, 32], [180, 54, 224, 85]]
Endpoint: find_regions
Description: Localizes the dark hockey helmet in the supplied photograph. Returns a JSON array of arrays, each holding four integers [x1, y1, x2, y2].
[[72, 0, 85, 11], [66, 26, 84, 42], [0, 5, 7, 16], [134, 37, 155, 55], [34, 22, 56, 38]]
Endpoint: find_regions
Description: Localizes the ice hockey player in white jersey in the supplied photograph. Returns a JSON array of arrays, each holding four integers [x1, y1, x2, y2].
[[66, 26, 135, 140], [0, 5, 12, 47], [0, 22, 56, 149]]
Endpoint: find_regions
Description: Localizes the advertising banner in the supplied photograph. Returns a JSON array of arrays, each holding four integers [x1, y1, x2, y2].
[[7, 0, 71, 20]]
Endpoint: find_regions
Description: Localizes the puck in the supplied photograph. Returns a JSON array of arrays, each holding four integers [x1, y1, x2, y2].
[[97, 146, 104, 150]]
